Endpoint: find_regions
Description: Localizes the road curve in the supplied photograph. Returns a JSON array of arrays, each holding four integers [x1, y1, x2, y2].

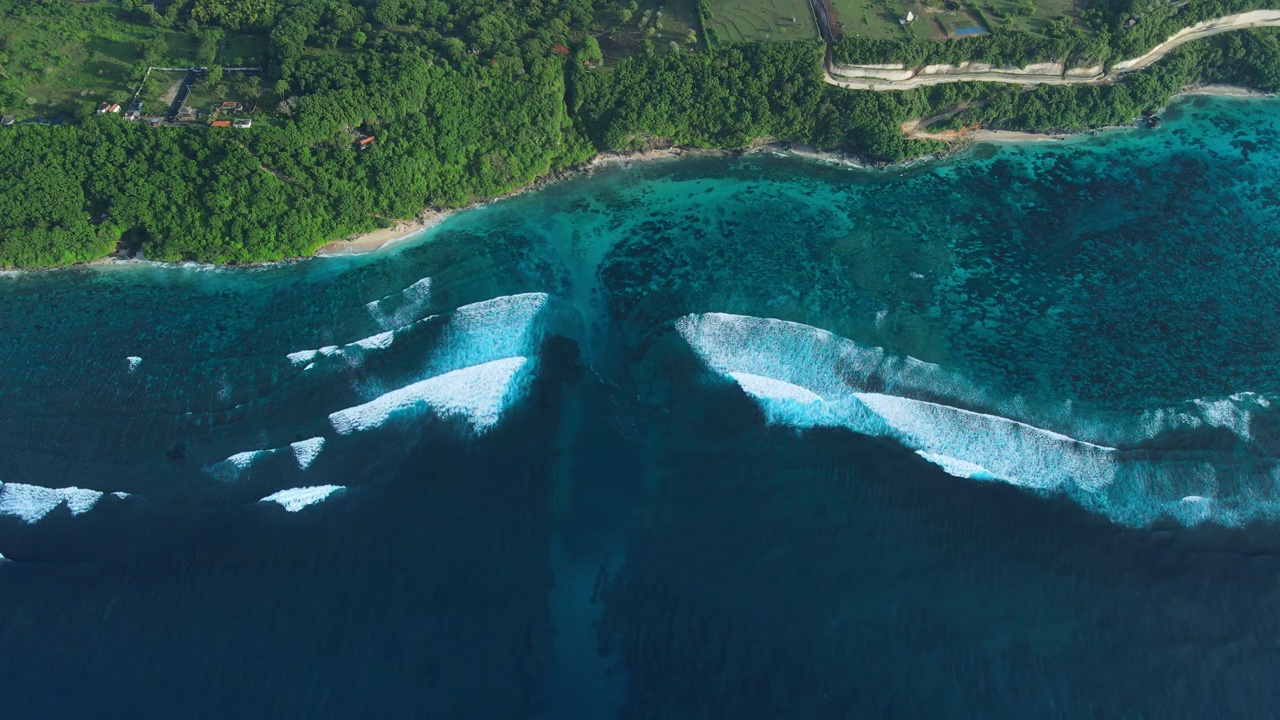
[[826, 9, 1280, 91]]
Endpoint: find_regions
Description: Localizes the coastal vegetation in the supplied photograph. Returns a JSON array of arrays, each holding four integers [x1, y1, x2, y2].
[[0, 0, 1279, 267]]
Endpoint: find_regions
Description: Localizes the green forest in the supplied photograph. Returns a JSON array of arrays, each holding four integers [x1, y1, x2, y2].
[[1, 0, 1279, 267]]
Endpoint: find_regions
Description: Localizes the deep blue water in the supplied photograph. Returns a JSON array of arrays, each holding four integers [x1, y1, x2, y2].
[[4, 96, 1280, 717]]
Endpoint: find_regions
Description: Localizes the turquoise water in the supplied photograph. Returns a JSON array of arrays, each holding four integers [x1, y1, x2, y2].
[[4, 95, 1280, 716]]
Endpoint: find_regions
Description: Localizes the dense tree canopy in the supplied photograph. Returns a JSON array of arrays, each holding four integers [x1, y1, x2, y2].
[[1, 0, 1279, 266]]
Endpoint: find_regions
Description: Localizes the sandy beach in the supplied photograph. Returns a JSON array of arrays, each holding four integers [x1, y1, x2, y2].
[[315, 214, 444, 257]]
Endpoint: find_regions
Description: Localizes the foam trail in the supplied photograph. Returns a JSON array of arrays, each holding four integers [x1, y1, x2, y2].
[[260, 485, 345, 512], [0, 483, 110, 524], [290, 438, 325, 470], [329, 356, 529, 435], [366, 277, 432, 329]]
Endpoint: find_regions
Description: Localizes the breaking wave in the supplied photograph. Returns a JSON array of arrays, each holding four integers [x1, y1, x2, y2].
[[260, 485, 345, 512], [290, 438, 325, 470], [329, 356, 530, 435], [205, 449, 272, 482], [0, 482, 115, 524], [677, 312, 1280, 526], [366, 276, 432, 330], [285, 292, 550, 377]]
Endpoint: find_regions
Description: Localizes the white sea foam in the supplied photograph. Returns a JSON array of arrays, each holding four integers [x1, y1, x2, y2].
[[226, 450, 264, 468], [676, 312, 986, 408], [126, 356, 142, 372], [0, 483, 64, 523], [0, 483, 109, 524], [855, 392, 1117, 490], [1132, 392, 1278, 445], [205, 449, 273, 482], [286, 345, 340, 367], [329, 356, 529, 435], [366, 277, 432, 329], [725, 371, 871, 430], [352, 330, 395, 351], [286, 293, 549, 376], [916, 451, 998, 481], [290, 437, 325, 470], [112, 491, 130, 499], [428, 294, 548, 373], [729, 371, 825, 405], [260, 485, 345, 512], [60, 487, 105, 515], [705, 320, 1118, 490]]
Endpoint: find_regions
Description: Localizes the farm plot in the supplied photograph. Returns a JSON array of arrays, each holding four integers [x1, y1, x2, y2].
[[830, 0, 988, 41], [705, 0, 820, 43], [965, 0, 1078, 33]]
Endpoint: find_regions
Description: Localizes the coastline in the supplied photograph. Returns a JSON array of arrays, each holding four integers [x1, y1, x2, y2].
[[316, 146, 740, 257], [13, 86, 1271, 269], [329, 83, 1274, 258]]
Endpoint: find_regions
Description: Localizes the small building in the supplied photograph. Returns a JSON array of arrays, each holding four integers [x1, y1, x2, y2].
[[552, 43, 570, 56], [96, 102, 121, 115], [232, 118, 252, 129], [125, 100, 144, 120], [210, 119, 232, 128], [220, 100, 238, 110], [356, 135, 375, 150], [1, 115, 14, 127]]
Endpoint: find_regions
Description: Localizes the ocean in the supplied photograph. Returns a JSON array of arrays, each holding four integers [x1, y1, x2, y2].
[[3, 95, 1280, 717]]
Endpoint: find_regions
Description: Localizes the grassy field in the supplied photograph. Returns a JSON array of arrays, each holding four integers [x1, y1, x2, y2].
[[705, 0, 820, 42], [830, 0, 1077, 41], [0, 2, 265, 117], [220, 34, 269, 67], [966, 0, 1077, 33], [831, 0, 987, 41], [0, 4, 153, 113]]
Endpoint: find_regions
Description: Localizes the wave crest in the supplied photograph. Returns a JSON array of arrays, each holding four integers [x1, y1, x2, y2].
[[677, 312, 1280, 526]]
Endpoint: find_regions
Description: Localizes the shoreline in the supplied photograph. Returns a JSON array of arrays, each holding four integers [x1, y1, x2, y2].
[[9, 87, 1270, 270], [331, 82, 1274, 258], [315, 146, 742, 257]]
